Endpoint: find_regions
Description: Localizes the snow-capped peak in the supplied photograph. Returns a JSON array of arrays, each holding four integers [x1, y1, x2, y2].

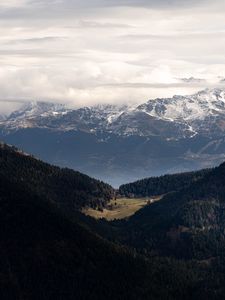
[[137, 88, 225, 122], [1, 88, 225, 139], [9, 101, 68, 120]]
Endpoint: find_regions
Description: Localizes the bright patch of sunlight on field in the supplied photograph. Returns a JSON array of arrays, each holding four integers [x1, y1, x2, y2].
[[83, 197, 161, 220]]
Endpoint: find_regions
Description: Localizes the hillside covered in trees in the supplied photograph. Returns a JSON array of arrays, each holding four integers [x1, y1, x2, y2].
[[119, 169, 211, 198], [0, 143, 208, 299], [114, 161, 225, 262], [0, 143, 114, 211], [1, 142, 225, 299]]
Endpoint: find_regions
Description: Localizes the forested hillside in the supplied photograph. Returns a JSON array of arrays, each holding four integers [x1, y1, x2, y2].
[[0, 143, 206, 300], [0, 143, 114, 210], [119, 169, 211, 197], [2, 143, 225, 298], [0, 172, 150, 299], [115, 162, 225, 262]]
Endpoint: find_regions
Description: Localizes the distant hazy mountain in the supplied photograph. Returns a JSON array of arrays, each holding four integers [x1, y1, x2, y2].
[[1, 88, 225, 186]]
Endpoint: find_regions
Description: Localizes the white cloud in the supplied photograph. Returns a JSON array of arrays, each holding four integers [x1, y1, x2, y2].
[[0, 0, 225, 113], [0, 0, 28, 8]]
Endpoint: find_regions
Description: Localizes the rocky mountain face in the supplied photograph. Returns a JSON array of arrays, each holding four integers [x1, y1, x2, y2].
[[2, 88, 225, 138], [0, 88, 225, 186], [137, 88, 225, 138]]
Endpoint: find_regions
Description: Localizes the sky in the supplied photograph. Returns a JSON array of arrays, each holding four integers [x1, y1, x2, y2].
[[0, 0, 225, 113]]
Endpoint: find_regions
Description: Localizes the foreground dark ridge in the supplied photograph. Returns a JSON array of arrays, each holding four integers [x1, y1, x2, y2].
[[1, 143, 225, 299], [0, 166, 150, 299], [0, 143, 208, 299], [0, 142, 114, 211]]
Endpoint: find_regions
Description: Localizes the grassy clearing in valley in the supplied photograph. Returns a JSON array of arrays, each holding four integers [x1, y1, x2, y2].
[[83, 196, 161, 220]]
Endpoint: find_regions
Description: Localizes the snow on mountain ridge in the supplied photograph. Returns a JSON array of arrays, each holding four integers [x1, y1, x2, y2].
[[1, 88, 225, 139], [137, 88, 225, 122], [9, 101, 68, 119], [1, 101, 71, 132]]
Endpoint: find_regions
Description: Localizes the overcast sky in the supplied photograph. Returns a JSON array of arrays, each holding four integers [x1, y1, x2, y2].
[[0, 0, 225, 113]]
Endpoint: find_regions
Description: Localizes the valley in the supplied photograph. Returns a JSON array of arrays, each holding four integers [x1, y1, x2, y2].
[[82, 196, 162, 220], [1, 142, 225, 298]]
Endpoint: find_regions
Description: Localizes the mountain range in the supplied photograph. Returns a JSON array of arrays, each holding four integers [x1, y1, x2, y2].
[[1, 88, 225, 186]]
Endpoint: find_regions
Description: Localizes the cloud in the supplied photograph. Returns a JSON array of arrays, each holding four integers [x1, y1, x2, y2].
[[178, 77, 207, 84], [6, 36, 67, 45], [0, 0, 29, 8], [74, 20, 133, 29], [24, 0, 222, 10], [0, 0, 222, 21], [0, 0, 225, 113]]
